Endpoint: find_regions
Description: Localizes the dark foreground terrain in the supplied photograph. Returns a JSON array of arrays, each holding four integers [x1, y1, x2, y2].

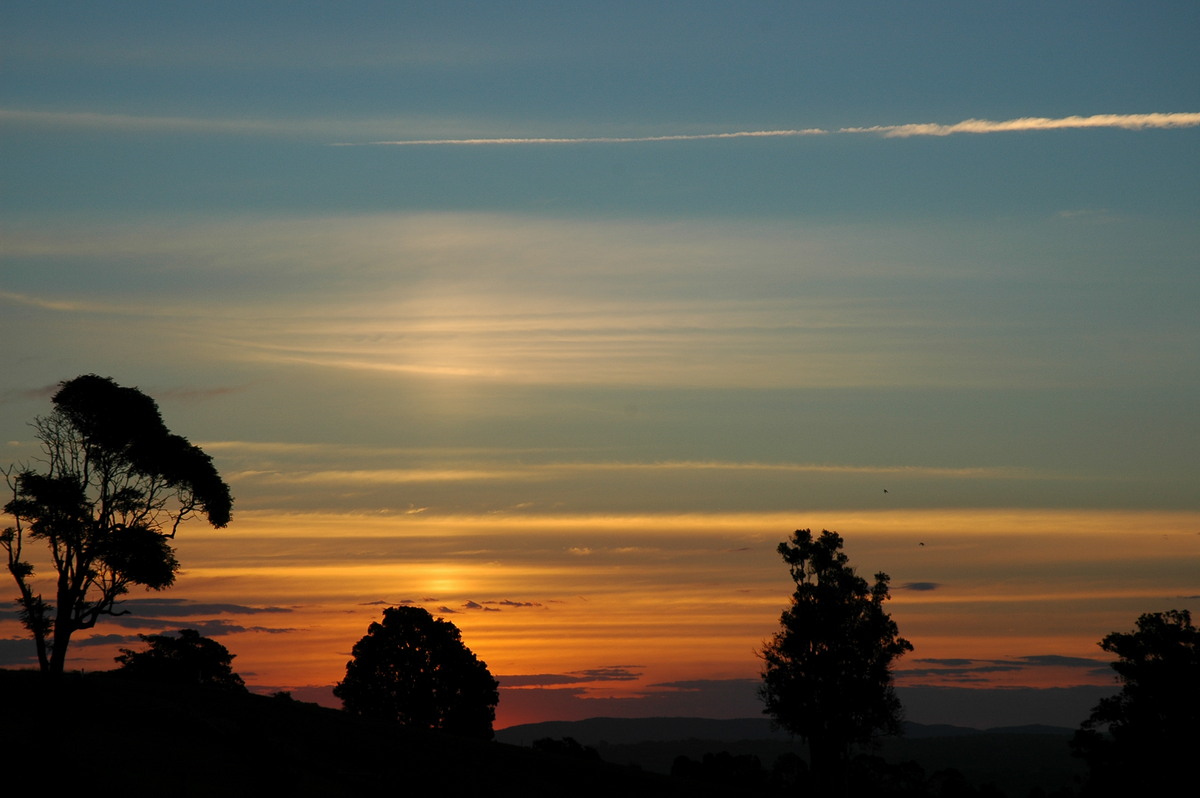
[[500, 717, 1088, 797], [4, 669, 1092, 796], [0, 669, 731, 798]]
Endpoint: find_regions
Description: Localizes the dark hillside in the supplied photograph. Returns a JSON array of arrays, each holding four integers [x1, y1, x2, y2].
[[500, 716, 1086, 795], [0, 669, 732, 797]]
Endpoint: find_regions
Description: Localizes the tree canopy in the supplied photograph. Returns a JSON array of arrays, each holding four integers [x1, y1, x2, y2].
[[114, 629, 246, 691], [759, 529, 912, 795], [1072, 609, 1199, 795], [2, 375, 232, 673], [334, 606, 500, 740]]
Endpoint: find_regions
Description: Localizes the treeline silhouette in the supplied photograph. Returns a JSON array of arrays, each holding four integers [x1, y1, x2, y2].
[[667, 749, 1080, 797]]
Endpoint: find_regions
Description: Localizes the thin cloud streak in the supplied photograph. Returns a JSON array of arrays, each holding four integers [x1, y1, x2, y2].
[[0, 108, 297, 136], [0, 290, 108, 313], [351, 112, 1200, 146], [342, 129, 829, 146], [555, 461, 1029, 478], [231, 460, 1038, 487]]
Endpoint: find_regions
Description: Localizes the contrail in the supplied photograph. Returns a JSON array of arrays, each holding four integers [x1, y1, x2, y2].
[[338, 128, 828, 146], [345, 112, 1200, 146], [843, 112, 1200, 138]]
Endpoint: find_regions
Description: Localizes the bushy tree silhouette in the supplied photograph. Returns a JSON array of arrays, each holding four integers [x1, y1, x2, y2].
[[1072, 609, 1199, 796], [2, 375, 232, 674], [759, 529, 912, 797], [334, 606, 499, 739], [114, 629, 246, 691]]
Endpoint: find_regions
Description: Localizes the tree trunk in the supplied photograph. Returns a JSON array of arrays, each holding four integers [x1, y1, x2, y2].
[[808, 737, 849, 798], [46, 591, 76, 675]]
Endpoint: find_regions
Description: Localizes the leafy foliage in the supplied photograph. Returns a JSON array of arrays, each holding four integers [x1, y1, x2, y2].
[[2, 375, 232, 673], [1072, 609, 1199, 795], [334, 606, 500, 740], [759, 529, 912, 794], [114, 629, 247, 691]]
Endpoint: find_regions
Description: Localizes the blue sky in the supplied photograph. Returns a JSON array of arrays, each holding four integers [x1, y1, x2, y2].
[[2, 2, 1198, 728]]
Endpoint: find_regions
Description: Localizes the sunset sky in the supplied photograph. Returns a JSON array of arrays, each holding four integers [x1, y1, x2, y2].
[[2, 2, 1198, 730]]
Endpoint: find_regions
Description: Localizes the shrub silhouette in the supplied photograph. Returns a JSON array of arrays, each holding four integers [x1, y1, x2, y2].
[[114, 629, 246, 691]]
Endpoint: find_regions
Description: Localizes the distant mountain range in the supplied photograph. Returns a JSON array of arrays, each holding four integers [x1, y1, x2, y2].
[[497, 716, 1086, 795], [496, 716, 1075, 747]]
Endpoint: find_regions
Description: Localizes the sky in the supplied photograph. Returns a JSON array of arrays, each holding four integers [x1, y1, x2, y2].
[[2, 2, 1198, 730]]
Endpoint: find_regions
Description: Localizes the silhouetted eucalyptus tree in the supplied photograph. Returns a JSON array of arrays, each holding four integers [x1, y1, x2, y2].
[[335, 606, 500, 740], [2, 375, 232, 674], [1072, 609, 1199, 796], [759, 529, 912, 797], [114, 629, 246, 691]]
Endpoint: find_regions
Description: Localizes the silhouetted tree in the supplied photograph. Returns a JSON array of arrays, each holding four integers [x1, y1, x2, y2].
[[2, 375, 232, 674], [759, 529, 912, 797], [1072, 609, 1199, 796], [114, 628, 246, 691], [334, 606, 499, 739]]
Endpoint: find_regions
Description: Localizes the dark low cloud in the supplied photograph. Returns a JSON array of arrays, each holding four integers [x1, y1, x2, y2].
[[458, 600, 500, 612], [359, 599, 440, 607], [119, 598, 292, 616], [901, 663, 1023, 681], [0, 637, 38, 667], [499, 674, 592, 687], [499, 666, 644, 687], [106, 618, 296, 636], [571, 666, 642, 682], [455, 598, 544, 611], [72, 633, 142, 648], [902, 653, 1109, 682], [915, 658, 975, 667], [900, 582, 940, 592], [651, 678, 759, 692], [1016, 654, 1107, 669]]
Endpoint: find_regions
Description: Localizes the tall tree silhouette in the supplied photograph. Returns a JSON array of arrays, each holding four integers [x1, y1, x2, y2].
[[1072, 609, 1199, 796], [2, 375, 232, 674], [335, 606, 500, 740], [759, 529, 912, 797]]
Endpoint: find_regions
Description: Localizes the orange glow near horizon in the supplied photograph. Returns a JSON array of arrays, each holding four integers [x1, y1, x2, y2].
[[2, 507, 1193, 726]]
